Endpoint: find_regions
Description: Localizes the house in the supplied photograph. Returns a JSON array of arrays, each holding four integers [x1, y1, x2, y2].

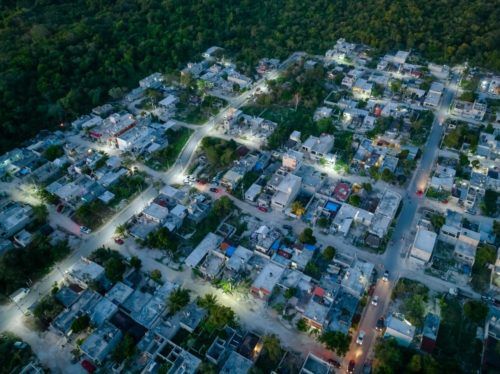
[[139, 72, 163, 89], [202, 46, 223, 59], [226, 245, 253, 273], [250, 261, 285, 299], [271, 173, 302, 211], [332, 204, 373, 236], [423, 82, 444, 108], [314, 107, 333, 121], [221, 168, 245, 191], [410, 227, 437, 264], [65, 258, 105, 289], [71, 115, 103, 130], [198, 250, 226, 279], [369, 189, 401, 238], [282, 150, 304, 171], [158, 95, 178, 109], [184, 233, 223, 268], [0, 202, 33, 238], [302, 135, 334, 160], [302, 287, 332, 330], [245, 183, 262, 202], [80, 321, 122, 365], [451, 100, 487, 121], [105, 282, 134, 306], [454, 241, 477, 266], [143, 202, 169, 224], [52, 289, 102, 334], [300, 353, 331, 374], [421, 313, 440, 353], [341, 260, 374, 298], [13, 229, 33, 247], [384, 315, 415, 347], [352, 78, 373, 97], [220, 350, 254, 374], [179, 303, 207, 333]]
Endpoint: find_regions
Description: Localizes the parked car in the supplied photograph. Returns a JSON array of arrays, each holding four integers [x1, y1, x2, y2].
[[283, 224, 293, 231], [371, 295, 379, 306], [209, 187, 219, 193], [356, 331, 365, 345], [258, 206, 268, 212], [416, 189, 423, 196], [382, 270, 389, 282], [114, 237, 124, 245], [56, 204, 64, 213], [348, 360, 356, 373], [376, 317, 385, 331], [328, 359, 341, 369], [81, 360, 96, 373], [80, 226, 92, 234]]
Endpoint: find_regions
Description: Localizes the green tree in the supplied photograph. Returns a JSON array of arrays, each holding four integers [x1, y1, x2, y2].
[[43, 145, 64, 161], [463, 300, 489, 324], [319, 331, 350, 356], [115, 224, 127, 237], [362, 182, 373, 192], [323, 246, 336, 261], [150, 269, 162, 283], [168, 288, 190, 314], [213, 196, 234, 218], [262, 334, 282, 362], [291, 201, 306, 217], [296, 318, 308, 332], [430, 213, 445, 230], [348, 194, 361, 207], [104, 257, 126, 283], [481, 190, 499, 217], [494, 221, 500, 237], [374, 338, 404, 373], [71, 314, 90, 333], [299, 228, 316, 244], [112, 334, 136, 363], [317, 217, 329, 228], [129, 256, 141, 270], [284, 287, 297, 299], [32, 204, 48, 225]]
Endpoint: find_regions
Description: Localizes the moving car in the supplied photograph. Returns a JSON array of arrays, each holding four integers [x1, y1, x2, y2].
[[356, 330, 365, 345], [80, 226, 92, 234], [382, 270, 389, 282], [56, 204, 64, 213], [114, 237, 124, 245], [376, 317, 385, 331], [371, 295, 379, 306], [416, 189, 423, 196], [348, 360, 356, 373]]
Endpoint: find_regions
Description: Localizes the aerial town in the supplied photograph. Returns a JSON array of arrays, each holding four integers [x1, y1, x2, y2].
[[0, 40, 499, 374]]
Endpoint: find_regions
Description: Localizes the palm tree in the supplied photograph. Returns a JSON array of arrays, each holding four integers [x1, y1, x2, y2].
[[197, 293, 217, 309], [262, 334, 282, 362], [167, 287, 190, 314], [115, 224, 127, 237]]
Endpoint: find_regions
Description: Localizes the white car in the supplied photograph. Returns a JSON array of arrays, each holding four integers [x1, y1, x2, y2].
[[80, 226, 92, 234], [371, 295, 379, 306], [356, 331, 365, 345]]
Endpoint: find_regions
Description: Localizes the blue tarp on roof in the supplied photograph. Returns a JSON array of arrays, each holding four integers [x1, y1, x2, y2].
[[226, 246, 236, 257], [255, 162, 264, 171], [271, 240, 281, 251], [304, 244, 317, 251], [325, 201, 341, 212]]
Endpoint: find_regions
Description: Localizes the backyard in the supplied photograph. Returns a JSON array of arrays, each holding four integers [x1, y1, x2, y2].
[[146, 127, 193, 171]]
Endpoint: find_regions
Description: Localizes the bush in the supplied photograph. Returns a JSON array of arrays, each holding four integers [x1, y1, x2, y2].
[[464, 300, 489, 324], [71, 314, 90, 333]]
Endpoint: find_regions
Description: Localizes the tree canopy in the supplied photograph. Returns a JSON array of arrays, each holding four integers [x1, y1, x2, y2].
[[0, 0, 498, 152]]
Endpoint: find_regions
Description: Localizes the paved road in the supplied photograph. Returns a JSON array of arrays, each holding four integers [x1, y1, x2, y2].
[[345, 75, 460, 372]]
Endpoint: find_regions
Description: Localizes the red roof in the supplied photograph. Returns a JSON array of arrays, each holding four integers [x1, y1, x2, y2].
[[334, 183, 350, 201], [313, 286, 325, 297]]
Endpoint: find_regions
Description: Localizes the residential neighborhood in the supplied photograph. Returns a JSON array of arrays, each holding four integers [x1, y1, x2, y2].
[[0, 40, 499, 374]]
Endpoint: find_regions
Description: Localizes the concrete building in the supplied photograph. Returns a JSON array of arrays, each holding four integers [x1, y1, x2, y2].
[[453, 241, 477, 266], [65, 258, 105, 289], [421, 313, 440, 354], [271, 173, 302, 211], [300, 353, 331, 374], [341, 260, 374, 298], [250, 261, 285, 299], [0, 203, 33, 238], [451, 100, 487, 121], [384, 315, 415, 347], [220, 350, 254, 374], [80, 321, 122, 365], [302, 135, 334, 161], [142, 202, 169, 224], [282, 150, 304, 171], [410, 227, 437, 264], [184, 233, 223, 268], [245, 183, 262, 202]]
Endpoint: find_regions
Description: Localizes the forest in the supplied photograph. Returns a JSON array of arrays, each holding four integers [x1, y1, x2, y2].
[[0, 0, 498, 152]]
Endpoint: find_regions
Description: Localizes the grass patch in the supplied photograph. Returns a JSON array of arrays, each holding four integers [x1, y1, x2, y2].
[[146, 127, 193, 170]]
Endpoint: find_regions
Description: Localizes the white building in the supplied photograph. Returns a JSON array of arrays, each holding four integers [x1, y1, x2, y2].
[[410, 227, 437, 264], [271, 174, 302, 211]]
